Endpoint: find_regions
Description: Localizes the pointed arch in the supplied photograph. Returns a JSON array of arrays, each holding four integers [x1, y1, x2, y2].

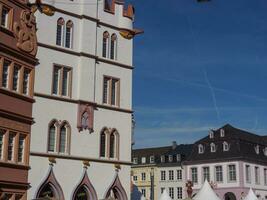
[[100, 127, 109, 158], [72, 169, 98, 200], [110, 128, 120, 159], [47, 119, 59, 152], [58, 121, 71, 154], [77, 104, 94, 133], [110, 33, 117, 60], [103, 31, 110, 58], [104, 171, 128, 200], [65, 20, 73, 48], [35, 165, 65, 200], [56, 18, 65, 46]]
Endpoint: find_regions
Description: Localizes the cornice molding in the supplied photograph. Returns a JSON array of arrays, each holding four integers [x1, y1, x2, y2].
[[30, 152, 132, 165], [38, 43, 133, 70], [34, 92, 133, 114]]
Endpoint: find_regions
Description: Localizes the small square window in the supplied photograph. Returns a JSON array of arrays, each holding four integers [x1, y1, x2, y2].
[[141, 157, 146, 164], [1, 6, 11, 29]]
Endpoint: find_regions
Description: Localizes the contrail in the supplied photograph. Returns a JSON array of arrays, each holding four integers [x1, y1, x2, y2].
[[203, 69, 220, 121]]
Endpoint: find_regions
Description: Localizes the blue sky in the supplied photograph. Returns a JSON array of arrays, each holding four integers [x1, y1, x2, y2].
[[128, 0, 267, 148]]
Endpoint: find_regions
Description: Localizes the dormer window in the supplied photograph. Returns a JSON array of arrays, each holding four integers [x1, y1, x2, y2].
[[168, 155, 173, 162], [263, 147, 267, 156], [255, 145, 260, 154], [133, 157, 138, 164], [198, 144, 204, 154], [161, 155, 165, 163], [150, 155, 155, 163], [209, 131, 214, 139], [223, 142, 229, 151], [210, 143, 216, 152], [220, 129, 225, 137], [176, 154, 181, 162], [141, 157, 146, 164]]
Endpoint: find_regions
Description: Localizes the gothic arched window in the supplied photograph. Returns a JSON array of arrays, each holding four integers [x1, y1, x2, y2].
[[74, 186, 88, 200], [102, 31, 109, 58], [110, 34, 117, 60], [110, 132, 115, 158], [39, 184, 55, 198], [56, 18, 65, 46], [48, 121, 57, 152], [100, 130, 107, 157], [59, 122, 70, 154], [65, 20, 73, 48]]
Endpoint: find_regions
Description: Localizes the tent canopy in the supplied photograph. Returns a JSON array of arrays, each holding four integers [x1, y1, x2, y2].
[[193, 180, 221, 200], [243, 188, 258, 200], [159, 189, 172, 200]]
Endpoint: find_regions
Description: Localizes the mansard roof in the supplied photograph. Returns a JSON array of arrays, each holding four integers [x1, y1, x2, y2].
[[132, 143, 193, 166], [185, 124, 267, 165]]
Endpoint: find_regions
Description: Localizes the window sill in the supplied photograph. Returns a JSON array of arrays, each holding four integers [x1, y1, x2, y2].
[[0, 26, 14, 37], [0, 160, 30, 169]]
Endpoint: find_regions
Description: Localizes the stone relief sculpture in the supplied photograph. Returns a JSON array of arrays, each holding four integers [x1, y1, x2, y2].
[[14, 10, 37, 56]]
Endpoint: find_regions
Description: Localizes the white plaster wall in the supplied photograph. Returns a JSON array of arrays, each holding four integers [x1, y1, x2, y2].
[[243, 162, 267, 190], [28, 157, 131, 200], [157, 166, 185, 200], [95, 62, 132, 109], [186, 162, 241, 190]]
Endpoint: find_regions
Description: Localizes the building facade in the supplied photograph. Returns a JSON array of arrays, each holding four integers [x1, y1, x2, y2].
[[28, 0, 139, 199], [184, 124, 267, 200], [0, 0, 38, 199], [132, 143, 192, 200]]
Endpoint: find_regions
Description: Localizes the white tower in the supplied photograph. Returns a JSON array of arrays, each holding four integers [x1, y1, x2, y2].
[[28, 0, 141, 199]]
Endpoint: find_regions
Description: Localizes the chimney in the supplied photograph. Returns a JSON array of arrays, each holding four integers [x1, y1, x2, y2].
[[172, 141, 177, 150]]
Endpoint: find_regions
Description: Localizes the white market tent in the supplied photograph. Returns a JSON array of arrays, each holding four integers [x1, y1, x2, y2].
[[159, 189, 172, 200], [243, 188, 258, 200], [141, 195, 146, 200], [193, 180, 221, 200]]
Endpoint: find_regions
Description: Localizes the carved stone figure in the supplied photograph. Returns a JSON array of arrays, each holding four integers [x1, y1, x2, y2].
[[13, 10, 37, 56]]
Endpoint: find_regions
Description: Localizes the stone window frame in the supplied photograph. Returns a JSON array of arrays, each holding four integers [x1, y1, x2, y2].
[[51, 64, 73, 98], [0, 127, 29, 165], [0, 56, 34, 97], [0, 3, 13, 30], [102, 75, 120, 107], [47, 119, 71, 155]]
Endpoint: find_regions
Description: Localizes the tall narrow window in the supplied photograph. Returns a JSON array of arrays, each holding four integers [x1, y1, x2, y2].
[[100, 131, 106, 157], [1, 6, 11, 29], [8, 132, 15, 161], [109, 132, 115, 158], [0, 129, 5, 160], [52, 66, 60, 95], [215, 166, 223, 182], [169, 170, 174, 181], [111, 79, 118, 105], [48, 124, 56, 152], [228, 165, 236, 182], [2, 60, 10, 88], [52, 65, 72, 97], [103, 76, 120, 106], [56, 18, 65, 46], [102, 32, 109, 58], [246, 165, 251, 183], [177, 187, 183, 199], [12, 64, 20, 91], [255, 166, 260, 184], [169, 188, 174, 199], [177, 170, 182, 181], [191, 168, 198, 184], [161, 171, 166, 181], [62, 68, 70, 96], [110, 34, 117, 60], [65, 21, 73, 48], [203, 167, 210, 182], [103, 77, 109, 104], [18, 135, 26, 163], [23, 68, 30, 95], [59, 126, 67, 153]]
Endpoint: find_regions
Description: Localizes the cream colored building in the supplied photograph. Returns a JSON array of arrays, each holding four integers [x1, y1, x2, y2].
[[27, 0, 141, 199]]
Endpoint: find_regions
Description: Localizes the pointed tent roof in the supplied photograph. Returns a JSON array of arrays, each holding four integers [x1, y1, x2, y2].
[[193, 180, 221, 200], [243, 188, 258, 200], [159, 189, 172, 200]]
